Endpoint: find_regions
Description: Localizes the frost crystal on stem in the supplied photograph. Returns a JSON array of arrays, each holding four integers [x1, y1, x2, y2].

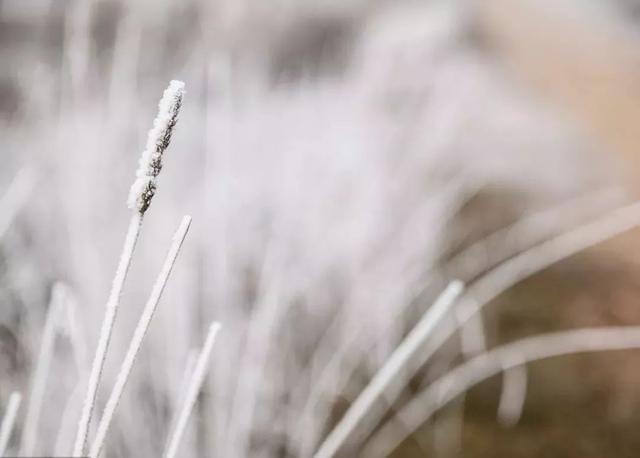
[[128, 80, 185, 213]]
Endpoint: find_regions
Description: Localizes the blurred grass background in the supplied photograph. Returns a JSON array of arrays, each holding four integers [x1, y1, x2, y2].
[[3, 0, 640, 456]]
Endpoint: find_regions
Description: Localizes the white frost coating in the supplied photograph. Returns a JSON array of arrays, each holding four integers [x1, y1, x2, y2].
[[127, 80, 185, 213]]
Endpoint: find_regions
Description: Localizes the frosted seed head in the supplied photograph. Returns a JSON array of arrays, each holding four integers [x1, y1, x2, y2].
[[127, 80, 185, 213]]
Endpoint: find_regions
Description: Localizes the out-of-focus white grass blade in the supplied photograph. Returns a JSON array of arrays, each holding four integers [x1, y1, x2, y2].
[[0, 168, 36, 242], [166, 348, 199, 446], [224, 243, 287, 458], [54, 286, 88, 457], [20, 284, 64, 456], [89, 216, 192, 458], [444, 185, 624, 280], [313, 280, 464, 458], [428, 309, 488, 454], [0, 392, 22, 456], [163, 322, 221, 458], [74, 212, 143, 457], [62, 285, 89, 373], [458, 313, 487, 357], [365, 326, 640, 457], [295, 278, 434, 457], [54, 382, 84, 458], [497, 356, 527, 427], [453, 199, 640, 334]]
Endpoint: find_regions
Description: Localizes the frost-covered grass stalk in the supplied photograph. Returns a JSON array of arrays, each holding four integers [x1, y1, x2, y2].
[[20, 284, 64, 456], [313, 280, 464, 458], [90, 215, 192, 458], [73, 80, 185, 456], [163, 322, 222, 458], [0, 392, 22, 456]]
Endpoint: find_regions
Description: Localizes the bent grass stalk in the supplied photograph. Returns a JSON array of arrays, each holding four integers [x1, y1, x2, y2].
[[313, 281, 464, 458], [73, 79, 185, 456], [0, 392, 22, 456], [315, 198, 640, 458], [163, 322, 222, 458], [296, 188, 620, 456], [89, 216, 192, 458], [366, 326, 640, 456], [294, 189, 618, 456]]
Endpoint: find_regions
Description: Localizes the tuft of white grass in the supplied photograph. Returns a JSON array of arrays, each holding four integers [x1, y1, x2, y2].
[[0, 392, 22, 456], [90, 216, 192, 458], [127, 80, 185, 213], [313, 280, 464, 458], [163, 322, 222, 458]]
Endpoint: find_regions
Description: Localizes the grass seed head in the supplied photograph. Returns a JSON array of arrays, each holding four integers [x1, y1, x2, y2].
[[128, 80, 185, 213]]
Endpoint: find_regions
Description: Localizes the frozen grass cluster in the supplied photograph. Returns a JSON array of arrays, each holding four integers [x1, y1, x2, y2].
[[1, 1, 640, 457]]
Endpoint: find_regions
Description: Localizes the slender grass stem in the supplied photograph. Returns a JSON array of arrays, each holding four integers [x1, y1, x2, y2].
[[73, 212, 143, 456], [163, 322, 221, 458], [89, 216, 192, 458], [20, 285, 64, 456], [0, 392, 22, 456]]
